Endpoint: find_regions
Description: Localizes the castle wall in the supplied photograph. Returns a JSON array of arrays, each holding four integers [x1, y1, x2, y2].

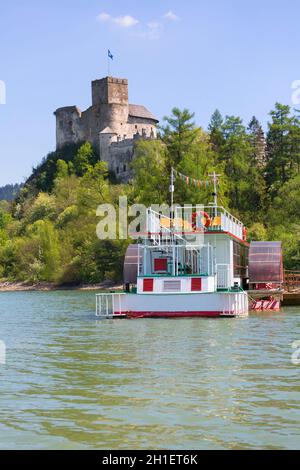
[[102, 103, 129, 134], [126, 117, 157, 139], [92, 77, 128, 106], [99, 132, 118, 165], [54, 107, 85, 148], [81, 106, 103, 147], [109, 140, 135, 182]]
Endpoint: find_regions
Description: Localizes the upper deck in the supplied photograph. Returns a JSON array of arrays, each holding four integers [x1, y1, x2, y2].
[[145, 206, 245, 246]]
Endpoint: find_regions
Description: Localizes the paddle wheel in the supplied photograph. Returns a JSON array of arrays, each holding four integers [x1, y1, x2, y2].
[[248, 241, 283, 311]]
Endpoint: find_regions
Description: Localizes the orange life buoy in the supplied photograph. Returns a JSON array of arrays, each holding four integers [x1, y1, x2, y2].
[[192, 211, 211, 230], [243, 226, 247, 241]]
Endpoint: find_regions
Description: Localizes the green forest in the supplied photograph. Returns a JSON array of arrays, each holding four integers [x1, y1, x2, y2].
[[0, 103, 299, 285]]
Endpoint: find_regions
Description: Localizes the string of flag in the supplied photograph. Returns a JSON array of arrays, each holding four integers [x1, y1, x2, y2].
[[173, 169, 218, 188]]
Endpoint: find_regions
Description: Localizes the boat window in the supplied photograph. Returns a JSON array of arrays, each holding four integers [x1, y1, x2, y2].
[[233, 241, 249, 278]]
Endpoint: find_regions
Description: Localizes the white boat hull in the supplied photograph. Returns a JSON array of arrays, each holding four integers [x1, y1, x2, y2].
[[110, 291, 249, 318]]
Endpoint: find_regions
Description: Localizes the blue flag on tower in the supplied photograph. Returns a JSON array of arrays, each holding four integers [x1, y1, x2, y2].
[[108, 50, 113, 60]]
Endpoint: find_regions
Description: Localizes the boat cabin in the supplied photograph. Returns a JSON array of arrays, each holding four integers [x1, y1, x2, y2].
[[134, 206, 249, 295]]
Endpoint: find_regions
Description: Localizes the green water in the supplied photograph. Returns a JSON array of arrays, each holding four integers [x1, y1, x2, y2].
[[0, 291, 299, 450]]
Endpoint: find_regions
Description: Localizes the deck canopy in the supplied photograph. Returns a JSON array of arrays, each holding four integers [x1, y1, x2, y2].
[[249, 241, 283, 284]]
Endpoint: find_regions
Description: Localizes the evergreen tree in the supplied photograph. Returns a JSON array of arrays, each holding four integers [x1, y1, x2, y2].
[[208, 109, 224, 153], [289, 110, 300, 176], [160, 108, 198, 167], [248, 116, 267, 168], [219, 116, 267, 220], [266, 103, 295, 192], [175, 129, 225, 206]]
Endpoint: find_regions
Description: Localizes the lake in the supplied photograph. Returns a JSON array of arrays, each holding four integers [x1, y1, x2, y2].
[[0, 291, 299, 450]]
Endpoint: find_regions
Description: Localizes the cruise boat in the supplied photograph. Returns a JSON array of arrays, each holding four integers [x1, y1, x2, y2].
[[96, 173, 250, 318]]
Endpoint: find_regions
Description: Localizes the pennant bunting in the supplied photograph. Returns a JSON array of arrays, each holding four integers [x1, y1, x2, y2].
[[173, 168, 217, 189]]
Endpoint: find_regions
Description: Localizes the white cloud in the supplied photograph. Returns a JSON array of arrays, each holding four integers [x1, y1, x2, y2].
[[133, 22, 163, 40], [164, 10, 179, 21], [96, 10, 180, 39], [97, 12, 111, 22], [97, 12, 139, 28], [114, 15, 139, 28]]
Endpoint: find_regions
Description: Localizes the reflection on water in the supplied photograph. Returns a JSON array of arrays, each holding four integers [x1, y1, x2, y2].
[[0, 291, 299, 449]]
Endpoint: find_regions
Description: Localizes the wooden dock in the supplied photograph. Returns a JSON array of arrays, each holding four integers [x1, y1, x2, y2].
[[247, 271, 300, 306], [283, 271, 300, 306], [282, 293, 300, 306]]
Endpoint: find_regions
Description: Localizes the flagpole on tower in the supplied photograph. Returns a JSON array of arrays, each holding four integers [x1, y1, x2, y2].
[[170, 167, 175, 230], [107, 50, 113, 76]]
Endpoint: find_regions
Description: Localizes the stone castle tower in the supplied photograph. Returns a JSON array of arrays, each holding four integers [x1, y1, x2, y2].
[[54, 76, 159, 181]]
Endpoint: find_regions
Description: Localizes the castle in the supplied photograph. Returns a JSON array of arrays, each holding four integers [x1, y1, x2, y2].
[[54, 76, 159, 181]]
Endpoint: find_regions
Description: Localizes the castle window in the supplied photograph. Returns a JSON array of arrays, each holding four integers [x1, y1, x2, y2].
[[116, 167, 119, 174], [59, 120, 63, 129], [123, 164, 127, 172], [69, 121, 73, 129]]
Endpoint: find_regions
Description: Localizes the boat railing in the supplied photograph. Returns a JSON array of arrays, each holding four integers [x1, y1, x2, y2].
[[146, 209, 188, 245], [145, 206, 245, 247], [216, 264, 231, 290], [96, 293, 126, 318], [173, 206, 244, 240]]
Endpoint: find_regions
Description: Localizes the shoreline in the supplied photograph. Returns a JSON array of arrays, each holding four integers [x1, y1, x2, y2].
[[0, 281, 123, 293]]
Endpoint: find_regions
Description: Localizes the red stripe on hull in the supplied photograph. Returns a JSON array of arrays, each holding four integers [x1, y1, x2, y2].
[[122, 311, 235, 319]]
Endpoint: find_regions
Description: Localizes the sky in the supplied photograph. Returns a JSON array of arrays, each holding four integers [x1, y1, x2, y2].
[[0, 0, 300, 186]]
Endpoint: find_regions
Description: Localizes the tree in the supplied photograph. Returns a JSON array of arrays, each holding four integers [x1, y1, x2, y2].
[[27, 193, 57, 223], [266, 103, 295, 192], [160, 108, 198, 167], [55, 159, 69, 179], [248, 116, 267, 168], [74, 142, 95, 176], [289, 110, 300, 176], [267, 174, 300, 224], [131, 140, 169, 206], [219, 116, 267, 221], [208, 109, 224, 154], [174, 129, 225, 207], [38, 221, 61, 281]]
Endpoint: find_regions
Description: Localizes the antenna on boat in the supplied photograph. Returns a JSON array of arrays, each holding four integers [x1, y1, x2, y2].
[[170, 167, 175, 231], [209, 171, 221, 207]]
